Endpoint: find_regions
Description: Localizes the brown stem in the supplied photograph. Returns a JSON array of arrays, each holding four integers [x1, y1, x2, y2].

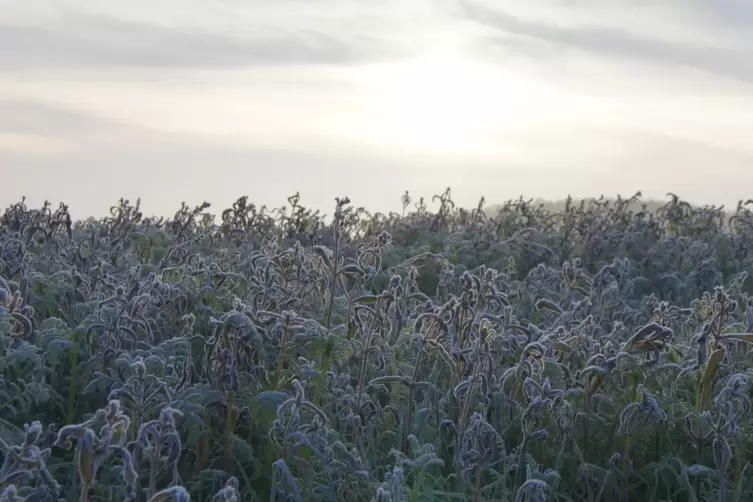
[[459, 368, 480, 436], [148, 442, 162, 500], [275, 323, 289, 385], [356, 310, 379, 410], [225, 389, 236, 473], [473, 464, 483, 502], [80, 483, 90, 502], [403, 350, 424, 454], [325, 226, 340, 330]]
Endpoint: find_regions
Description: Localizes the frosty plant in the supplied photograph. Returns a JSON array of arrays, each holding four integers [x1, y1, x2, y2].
[[0, 421, 59, 500], [54, 400, 138, 502], [0, 276, 33, 341], [324, 196, 351, 329], [129, 405, 184, 500], [616, 384, 667, 500], [105, 356, 170, 437], [269, 378, 336, 497], [7, 190, 753, 501], [459, 412, 501, 502]]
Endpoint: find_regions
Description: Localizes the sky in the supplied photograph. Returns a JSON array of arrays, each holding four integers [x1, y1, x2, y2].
[[2, 0, 753, 218]]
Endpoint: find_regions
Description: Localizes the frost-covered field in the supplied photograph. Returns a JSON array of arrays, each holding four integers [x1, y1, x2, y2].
[[1, 190, 752, 502]]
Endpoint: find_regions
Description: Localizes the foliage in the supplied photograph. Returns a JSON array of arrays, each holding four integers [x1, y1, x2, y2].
[[0, 191, 752, 501]]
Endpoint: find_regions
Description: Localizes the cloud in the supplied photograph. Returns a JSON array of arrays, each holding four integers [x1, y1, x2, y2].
[[0, 100, 119, 157], [457, 0, 753, 84], [0, 99, 174, 159], [695, 0, 753, 29], [0, 99, 126, 136], [3, 0, 753, 217], [0, 133, 77, 156], [0, 97, 500, 217], [3, 100, 752, 218], [0, 130, 496, 219], [0, 10, 399, 71]]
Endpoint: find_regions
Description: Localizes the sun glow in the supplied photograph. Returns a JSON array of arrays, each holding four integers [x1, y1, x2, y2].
[[359, 56, 541, 152]]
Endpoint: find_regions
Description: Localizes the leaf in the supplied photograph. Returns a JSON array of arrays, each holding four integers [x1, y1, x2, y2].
[[453, 378, 473, 399], [337, 264, 365, 276], [3, 342, 42, 368], [369, 375, 409, 386], [230, 434, 254, 460], [313, 246, 333, 270], [409, 381, 437, 391], [700, 347, 725, 411], [721, 333, 753, 343], [179, 413, 205, 447], [535, 298, 563, 313], [83, 374, 116, 395], [44, 339, 77, 367], [407, 293, 431, 302], [684, 464, 714, 477], [148, 486, 190, 502], [255, 391, 288, 413], [354, 295, 379, 305], [542, 359, 565, 379], [588, 376, 605, 396]]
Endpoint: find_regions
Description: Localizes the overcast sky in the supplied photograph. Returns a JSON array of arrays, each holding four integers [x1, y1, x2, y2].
[[2, 0, 753, 218]]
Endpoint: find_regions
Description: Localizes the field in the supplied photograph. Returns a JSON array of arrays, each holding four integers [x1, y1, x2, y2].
[[1, 189, 752, 502]]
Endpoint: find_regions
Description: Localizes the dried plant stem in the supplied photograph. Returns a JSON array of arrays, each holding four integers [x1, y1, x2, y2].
[[515, 437, 529, 493], [594, 472, 612, 502], [456, 311, 466, 381], [473, 464, 483, 502], [276, 323, 289, 385], [402, 348, 424, 454], [148, 441, 162, 500], [79, 483, 90, 502], [66, 349, 78, 425], [225, 389, 236, 473], [458, 367, 480, 438], [623, 436, 631, 502], [325, 222, 340, 330], [733, 411, 749, 502], [356, 312, 379, 411], [584, 386, 592, 460]]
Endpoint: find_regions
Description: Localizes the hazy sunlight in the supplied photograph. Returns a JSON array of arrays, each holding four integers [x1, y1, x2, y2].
[[360, 56, 541, 152]]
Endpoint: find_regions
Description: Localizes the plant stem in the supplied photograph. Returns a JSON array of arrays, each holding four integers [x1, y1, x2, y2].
[[515, 437, 529, 492], [66, 349, 78, 424], [473, 464, 483, 502], [403, 349, 424, 454], [356, 310, 379, 411], [276, 322, 289, 386], [325, 221, 340, 330], [148, 441, 162, 500], [624, 435, 631, 502]]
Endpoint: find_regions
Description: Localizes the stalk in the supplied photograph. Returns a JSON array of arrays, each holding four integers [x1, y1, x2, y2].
[[403, 348, 424, 454], [356, 310, 379, 411], [325, 201, 345, 330], [473, 464, 483, 502], [148, 441, 162, 500], [275, 322, 289, 385], [514, 437, 529, 492]]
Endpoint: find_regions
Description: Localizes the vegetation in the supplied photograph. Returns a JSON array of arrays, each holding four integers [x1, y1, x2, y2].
[[1, 188, 753, 501]]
